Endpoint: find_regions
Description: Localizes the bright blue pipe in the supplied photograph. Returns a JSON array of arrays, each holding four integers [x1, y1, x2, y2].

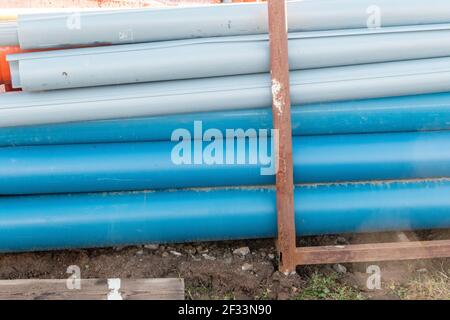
[[0, 131, 449, 195], [0, 180, 449, 252], [0, 93, 449, 147]]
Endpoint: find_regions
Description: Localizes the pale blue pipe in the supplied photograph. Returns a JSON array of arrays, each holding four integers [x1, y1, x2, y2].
[[0, 131, 449, 195], [3, 57, 450, 128], [1, 93, 449, 147], [16, 0, 450, 49], [0, 180, 449, 252], [11, 25, 450, 91]]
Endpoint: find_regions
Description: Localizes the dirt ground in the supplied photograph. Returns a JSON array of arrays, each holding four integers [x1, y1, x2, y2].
[[0, 230, 449, 300]]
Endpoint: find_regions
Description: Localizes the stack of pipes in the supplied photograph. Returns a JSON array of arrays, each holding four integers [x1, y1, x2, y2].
[[0, 0, 450, 252]]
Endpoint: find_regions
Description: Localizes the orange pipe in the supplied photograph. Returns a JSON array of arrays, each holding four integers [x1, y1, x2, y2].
[[0, 47, 24, 92], [0, 46, 24, 88], [0, 46, 53, 92]]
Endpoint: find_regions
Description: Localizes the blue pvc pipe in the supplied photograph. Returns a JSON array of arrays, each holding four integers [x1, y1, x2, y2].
[[0, 130, 449, 195], [0, 179, 449, 252], [0, 93, 449, 147]]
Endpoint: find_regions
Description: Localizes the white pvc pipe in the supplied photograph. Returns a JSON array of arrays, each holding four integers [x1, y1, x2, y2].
[[2, 57, 450, 127], [0, 22, 19, 46], [9, 24, 450, 91], [16, 0, 450, 49]]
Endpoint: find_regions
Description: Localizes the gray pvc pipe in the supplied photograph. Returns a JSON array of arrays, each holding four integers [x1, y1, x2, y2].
[[0, 22, 19, 46], [2, 57, 450, 127], [16, 0, 450, 49], [9, 24, 450, 91]]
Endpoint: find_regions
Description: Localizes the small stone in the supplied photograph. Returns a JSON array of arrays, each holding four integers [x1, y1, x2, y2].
[[136, 249, 144, 255], [162, 252, 169, 258], [416, 268, 428, 273], [333, 263, 347, 274], [260, 251, 267, 258], [233, 246, 251, 257], [144, 244, 159, 250], [272, 271, 281, 281], [224, 257, 233, 264], [335, 236, 349, 245], [191, 255, 201, 262], [185, 246, 196, 254], [114, 246, 125, 251], [241, 263, 253, 271], [268, 254, 275, 260], [396, 232, 410, 242], [170, 250, 182, 257], [202, 253, 216, 261]]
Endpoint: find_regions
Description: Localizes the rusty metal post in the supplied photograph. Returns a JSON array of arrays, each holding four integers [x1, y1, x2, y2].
[[267, 0, 297, 274]]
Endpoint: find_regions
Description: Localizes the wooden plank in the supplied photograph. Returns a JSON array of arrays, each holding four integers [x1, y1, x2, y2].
[[268, 0, 297, 274], [295, 240, 450, 265], [0, 278, 184, 300]]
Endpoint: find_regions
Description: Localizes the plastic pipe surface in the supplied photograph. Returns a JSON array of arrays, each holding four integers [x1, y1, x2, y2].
[[0, 131, 449, 195], [16, 0, 450, 49], [0, 22, 19, 46], [2, 57, 450, 127], [10, 25, 450, 91], [0, 179, 449, 252], [0, 46, 22, 85], [1, 92, 449, 147]]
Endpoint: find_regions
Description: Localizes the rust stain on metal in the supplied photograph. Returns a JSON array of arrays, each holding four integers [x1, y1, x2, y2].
[[267, 0, 296, 274]]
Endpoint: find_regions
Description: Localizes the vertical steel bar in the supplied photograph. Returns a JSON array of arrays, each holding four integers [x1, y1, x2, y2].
[[267, 0, 297, 274]]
